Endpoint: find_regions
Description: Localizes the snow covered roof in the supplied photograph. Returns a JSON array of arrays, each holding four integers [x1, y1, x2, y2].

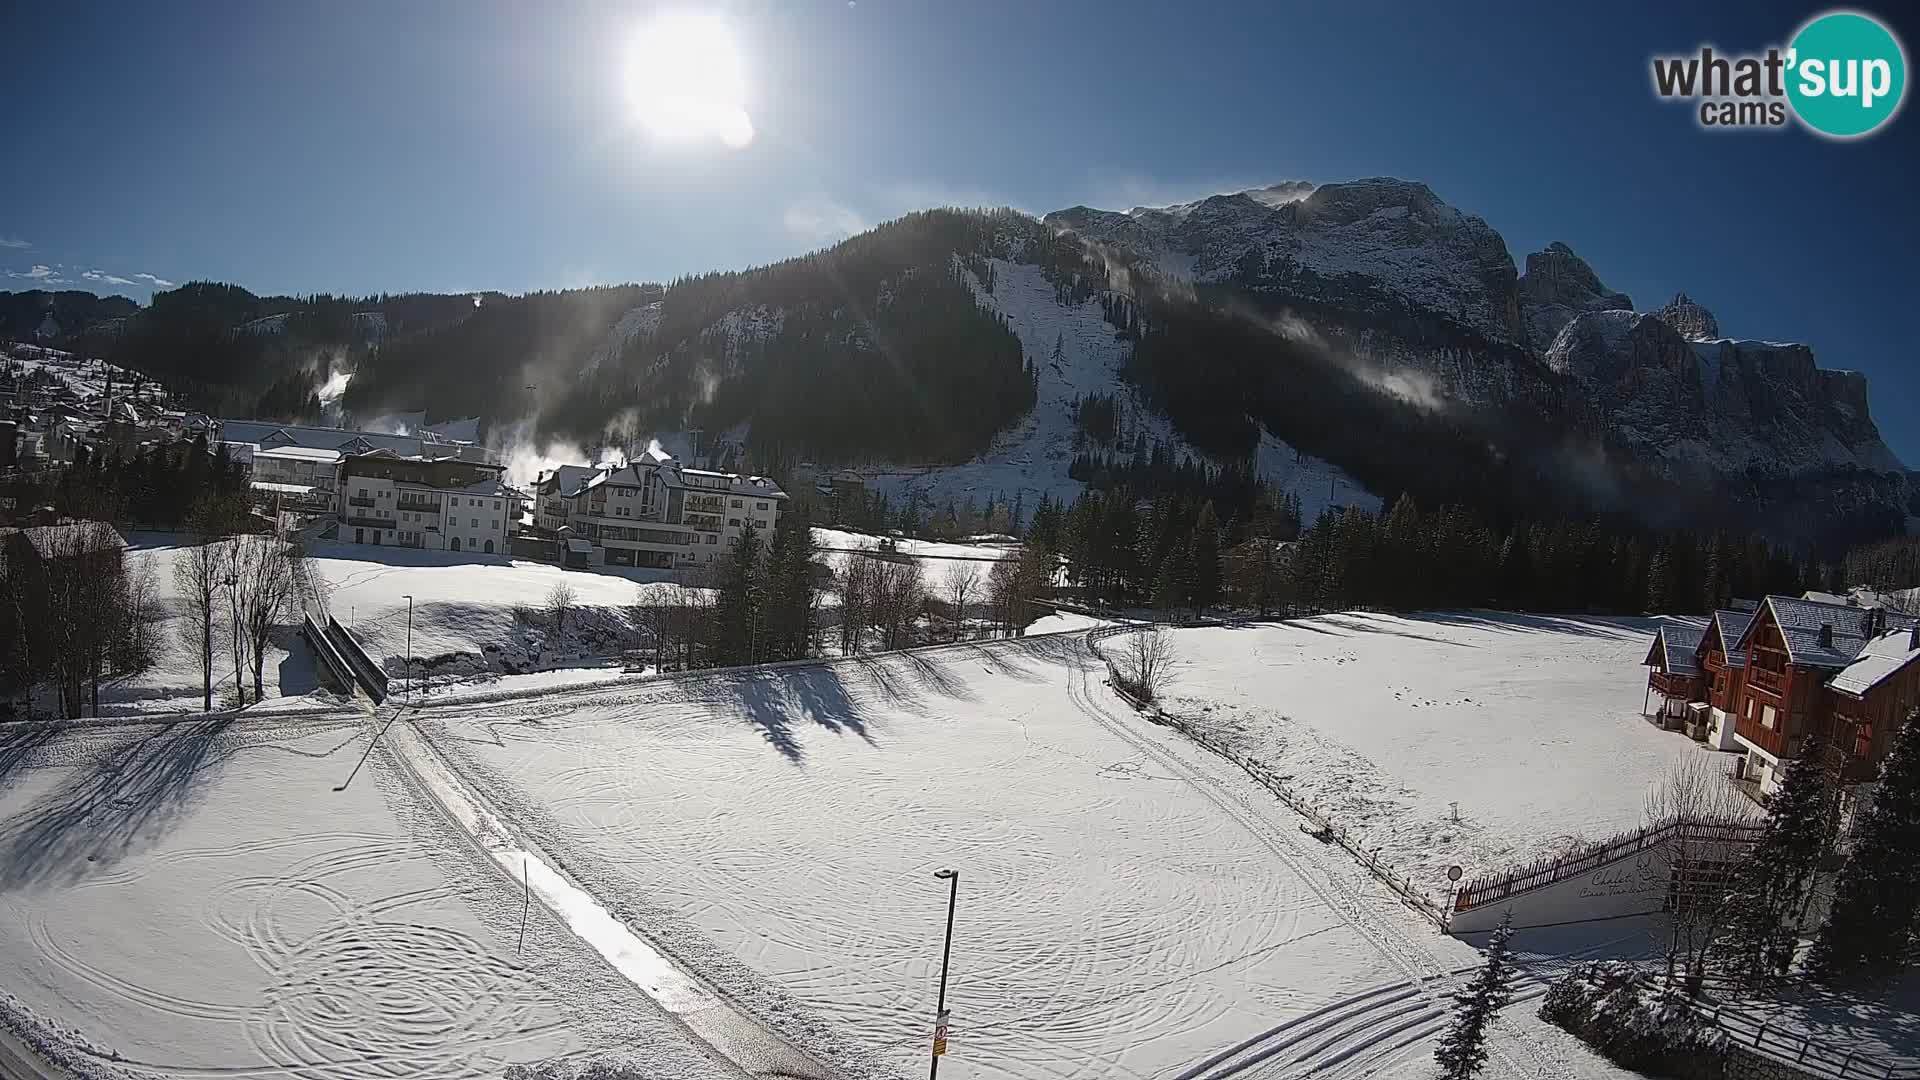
[[1705, 609, 1754, 668], [252, 445, 343, 463], [545, 465, 600, 498], [1749, 595, 1920, 671], [250, 481, 318, 496], [9, 522, 128, 560], [1827, 627, 1920, 699], [218, 419, 494, 463], [1645, 624, 1704, 676]]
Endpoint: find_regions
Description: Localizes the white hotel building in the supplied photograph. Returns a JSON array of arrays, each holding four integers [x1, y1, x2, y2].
[[537, 446, 787, 569]]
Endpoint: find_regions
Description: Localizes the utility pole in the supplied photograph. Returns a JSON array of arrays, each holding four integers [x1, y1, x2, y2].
[[403, 594, 414, 701], [929, 868, 959, 1079]]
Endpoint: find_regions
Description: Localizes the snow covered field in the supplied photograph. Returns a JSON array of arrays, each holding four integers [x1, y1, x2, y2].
[[410, 634, 1620, 1080], [1154, 612, 1743, 900], [0, 714, 741, 1080]]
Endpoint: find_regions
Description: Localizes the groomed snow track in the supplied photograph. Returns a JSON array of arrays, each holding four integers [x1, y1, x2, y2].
[[1070, 626, 1575, 1080]]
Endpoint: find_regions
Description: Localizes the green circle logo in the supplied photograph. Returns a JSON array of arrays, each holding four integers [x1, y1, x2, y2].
[[1786, 10, 1907, 138]]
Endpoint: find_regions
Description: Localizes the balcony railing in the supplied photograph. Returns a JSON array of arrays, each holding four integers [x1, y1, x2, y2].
[[397, 498, 441, 513], [347, 495, 376, 508], [1749, 667, 1786, 695], [1648, 671, 1700, 699], [343, 515, 389, 529]]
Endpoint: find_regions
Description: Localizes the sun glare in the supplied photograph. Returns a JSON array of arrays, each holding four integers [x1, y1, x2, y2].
[[626, 12, 754, 149]]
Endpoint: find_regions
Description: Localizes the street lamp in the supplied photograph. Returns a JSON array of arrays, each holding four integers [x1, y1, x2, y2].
[[929, 868, 959, 1080], [402, 594, 413, 701]]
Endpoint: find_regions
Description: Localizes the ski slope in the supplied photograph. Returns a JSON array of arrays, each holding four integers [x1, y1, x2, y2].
[[414, 633, 1627, 1080], [0, 715, 740, 1080], [1157, 612, 1745, 900], [853, 259, 1375, 524]]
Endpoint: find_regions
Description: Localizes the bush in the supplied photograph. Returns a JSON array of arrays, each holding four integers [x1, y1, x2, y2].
[[1540, 963, 1727, 1080]]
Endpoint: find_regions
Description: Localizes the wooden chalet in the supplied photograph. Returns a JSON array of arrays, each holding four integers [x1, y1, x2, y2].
[[1725, 597, 1920, 796], [1695, 606, 1756, 750], [1642, 623, 1706, 728]]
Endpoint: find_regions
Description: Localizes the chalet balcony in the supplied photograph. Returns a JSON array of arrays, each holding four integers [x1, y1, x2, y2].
[[1647, 671, 1700, 699], [1748, 667, 1786, 696], [1702, 653, 1728, 675]]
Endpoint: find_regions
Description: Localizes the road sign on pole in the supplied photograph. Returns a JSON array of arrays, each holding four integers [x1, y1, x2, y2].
[[932, 1010, 950, 1057]]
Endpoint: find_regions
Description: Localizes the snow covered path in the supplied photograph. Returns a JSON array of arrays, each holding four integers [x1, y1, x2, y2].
[[382, 708, 833, 1079], [413, 633, 1626, 1080]]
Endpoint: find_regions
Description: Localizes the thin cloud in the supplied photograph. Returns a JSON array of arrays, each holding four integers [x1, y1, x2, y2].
[[82, 269, 139, 287], [0, 237, 29, 250], [783, 197, 868, 245], [7, 264, 70, 285], [133, 272, 176, 288]]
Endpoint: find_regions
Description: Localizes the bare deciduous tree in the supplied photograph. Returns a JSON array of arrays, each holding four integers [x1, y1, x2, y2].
[[174, 526, 228, 714], [546, 580, 579, 634], [1643, 754, 1755, 992], [229, 532, 304, 703], [838, 554, 877, 655], [1115, 625, 1179, 703], [946, 561, 982, 643], [871, 558, 926, 651]]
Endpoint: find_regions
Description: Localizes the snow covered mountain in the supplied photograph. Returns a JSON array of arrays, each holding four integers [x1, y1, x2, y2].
[[1041, 179, 1909, 540], [1048, 178, 1525, 346]]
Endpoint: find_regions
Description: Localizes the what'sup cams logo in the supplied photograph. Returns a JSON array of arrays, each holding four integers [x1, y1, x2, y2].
[[1652, 9, 1907, 137]]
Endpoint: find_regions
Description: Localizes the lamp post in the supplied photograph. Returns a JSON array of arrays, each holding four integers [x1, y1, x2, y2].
[[402, 594, 414, 701], [929, 868, 959, 1080]]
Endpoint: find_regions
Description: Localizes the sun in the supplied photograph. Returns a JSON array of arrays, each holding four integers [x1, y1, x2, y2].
[[625, 12, 755, 149]]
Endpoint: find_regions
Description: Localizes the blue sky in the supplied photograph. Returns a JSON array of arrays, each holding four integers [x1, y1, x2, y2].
[[3, 1, 1915, 462]]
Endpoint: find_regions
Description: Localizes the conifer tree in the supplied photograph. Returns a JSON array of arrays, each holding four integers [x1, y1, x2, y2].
[[1720, 752, 1837, 987], [1809, 709, 1920, 983], [1435, 912, 1516, 1080], [714, 524, 763, 665], [1189, 501, 1221, 615]]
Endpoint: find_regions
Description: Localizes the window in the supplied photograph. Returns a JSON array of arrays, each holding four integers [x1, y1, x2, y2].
[[1761, 704, 1777, 730], [756, 501, 767, 510], [731, 498, 742, 508], [705, 534, 716, 544], [471, 518, 479, 528], [729, 518, 741, 527], [493, 499, 501, 509]]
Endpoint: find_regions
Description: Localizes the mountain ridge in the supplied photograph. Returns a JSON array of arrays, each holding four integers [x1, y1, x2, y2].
[[4, 179, 1910, 548]]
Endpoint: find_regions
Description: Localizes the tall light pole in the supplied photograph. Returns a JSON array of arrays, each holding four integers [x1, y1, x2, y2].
[[929, 868, 959, 1079], [402, 594, 414, 702]]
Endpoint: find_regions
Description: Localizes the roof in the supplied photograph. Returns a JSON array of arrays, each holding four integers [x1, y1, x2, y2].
[[1645, 623, 1705, 676], [565, 537, 595, 553], [1706, 609, 1754, 668], [10, 522, 128, 560], [545, 465, 600, 498], [250, 481, 318, 496], [217, 419, 495, 464], [252, 444, 343, 463], [1747, 595, 1920, 671], [1828, 627, 1920, 699]]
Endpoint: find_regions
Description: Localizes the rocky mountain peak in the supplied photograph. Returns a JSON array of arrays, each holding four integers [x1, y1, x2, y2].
[[1515, 242, 1633, 350], [1656, 292, 1721, 341]]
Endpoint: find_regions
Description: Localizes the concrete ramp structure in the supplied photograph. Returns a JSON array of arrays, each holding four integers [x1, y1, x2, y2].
[[1448, 818, 1759, 934]]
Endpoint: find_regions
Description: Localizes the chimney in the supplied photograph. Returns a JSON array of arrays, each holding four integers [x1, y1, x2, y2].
[[1819, 623, 1834, 648]]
